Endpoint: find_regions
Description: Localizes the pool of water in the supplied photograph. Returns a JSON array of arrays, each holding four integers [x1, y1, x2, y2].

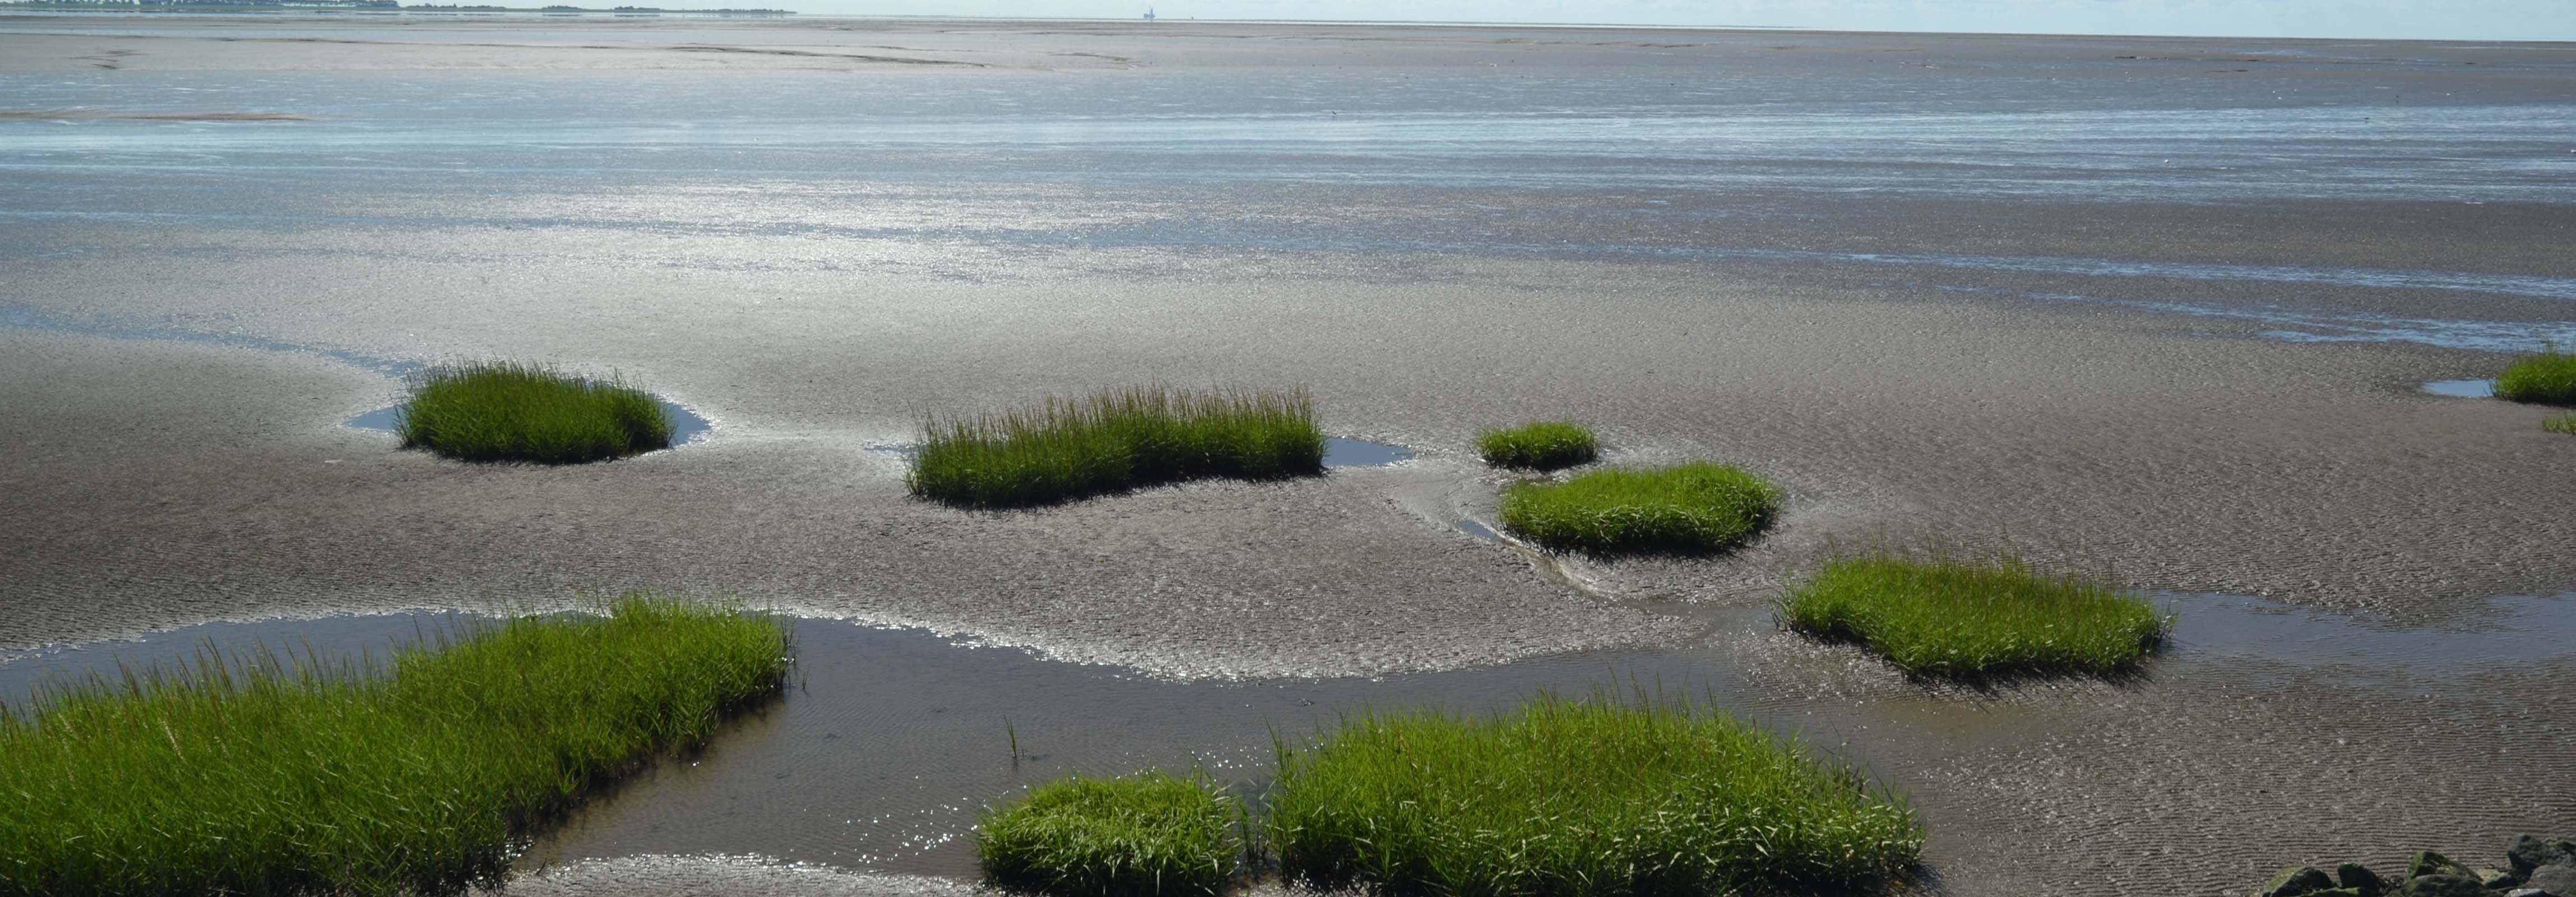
[[2422, 378, 2496, 398], [1321, 437, 1415, 468]]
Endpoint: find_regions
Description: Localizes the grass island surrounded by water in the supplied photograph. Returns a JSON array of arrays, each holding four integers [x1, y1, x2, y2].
[[1782, 554, 2169, 678], [1476, 420, 1600, 470], [395, 360, 674, 464], [1267, 693, 1924, 896], [0, 597, 788, 896], [977, 770, 1244, 896], [1499, 462, 1781, 554], [908, 384, 1325, 508], [2494, 347, 2576, 406]]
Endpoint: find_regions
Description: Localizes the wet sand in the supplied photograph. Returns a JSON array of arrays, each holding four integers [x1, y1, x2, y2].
[[2, 15, 2572, 897]]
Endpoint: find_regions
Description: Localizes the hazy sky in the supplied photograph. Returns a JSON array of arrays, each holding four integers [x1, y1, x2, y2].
[[803, 1, 2575, 41]]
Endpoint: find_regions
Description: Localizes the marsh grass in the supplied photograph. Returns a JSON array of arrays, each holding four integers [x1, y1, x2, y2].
[[909, 384, 1324, 508], [397, 361, 673, 464], [978, 770, 1245, 896], [2495, 347, 2576, 405], [1499, 463, 1781, 554], [1267, 692, 1922, 896], [1475, 421, 1599, 470], [0, 597, 789, 897], [1781, 554, 2167, 678], [2546, 412, 2576, 434]]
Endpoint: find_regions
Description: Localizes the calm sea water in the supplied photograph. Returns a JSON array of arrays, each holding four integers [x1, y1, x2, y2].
[[4, 21, 2575, 348]]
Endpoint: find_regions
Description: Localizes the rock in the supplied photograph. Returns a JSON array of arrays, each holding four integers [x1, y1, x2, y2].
[[2490, 868, 2530, 889], [2511, 836, 2576, 875], [2337, 862, 2387, 896], [2395, 873, 2487, 897], [2267, 866, 2338, 897], [2406, 851, 2477, 881], [2508, 889, 2551, 897], [2527, 864, 2576, 897]]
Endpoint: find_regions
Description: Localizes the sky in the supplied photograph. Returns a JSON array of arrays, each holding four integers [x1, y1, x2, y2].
[[797, 1, 2576, 41]]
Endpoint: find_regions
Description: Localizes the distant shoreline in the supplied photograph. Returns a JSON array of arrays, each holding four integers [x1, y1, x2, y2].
[[0, 2, 789, 13]]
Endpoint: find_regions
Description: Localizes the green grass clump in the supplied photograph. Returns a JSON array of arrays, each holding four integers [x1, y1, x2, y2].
[[1267, 693, 1922, 896], [1499, 462, 1780, 553], [2494, 346, 2576, 405], [1476, 420, 1599, 470], [2546, 412, 2576, 434], [909, 384, 1324, 508], [978, 770, 1244, 896], [0, 597, 789, 897], [1781, 554, 2168, 678], [397, 361, 674, 464]]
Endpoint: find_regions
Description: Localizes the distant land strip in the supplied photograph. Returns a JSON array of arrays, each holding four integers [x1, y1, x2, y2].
[[0, 109, 308, 120], [0, 1, 790, 13]]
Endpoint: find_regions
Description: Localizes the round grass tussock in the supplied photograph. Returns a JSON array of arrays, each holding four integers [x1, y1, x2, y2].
[[909, 384, 1325, 508], [1782, 554, 2169, 678], [396, 361, 674, 464], [977, 770, 1244, 896], [1267, 693, 1924, 896], [1475, 420, 1599, 470], [0, 596, 789, 897], [1499, 462, 1781, 553], [2493, 346, 2576, 405]]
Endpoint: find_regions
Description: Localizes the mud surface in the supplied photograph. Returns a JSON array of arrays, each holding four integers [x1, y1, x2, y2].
[[2, 14, 2573, 897]]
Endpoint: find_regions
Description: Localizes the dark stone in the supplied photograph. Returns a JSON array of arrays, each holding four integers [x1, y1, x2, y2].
[[2395, 873, 2487, 897], [2338, 862, 2387, 896], [2527, 865, 2576, 897], [2406, 852, 2477, 881], [2512, 836, 2576, 875], [2268, 866, 2338, 897], [2490, 868, 2531, 889]]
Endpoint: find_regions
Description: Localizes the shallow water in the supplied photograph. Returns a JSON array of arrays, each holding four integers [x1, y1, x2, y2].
[[6, 23, 2575, 354], [2422, 378, 2497, 398], [1320, 436, 1414, 468], [4, 590, 2565, 881]]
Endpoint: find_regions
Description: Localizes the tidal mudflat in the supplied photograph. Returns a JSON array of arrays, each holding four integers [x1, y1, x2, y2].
[[2, 13, 2573, 897]]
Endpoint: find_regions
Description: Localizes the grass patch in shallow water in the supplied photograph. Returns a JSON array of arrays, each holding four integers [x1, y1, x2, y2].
[[1475, 420, 1599, 470], [977, 770, 1245, 896], [1781, 554, 2167, 678], [1267, 693, 1923, 896], [397, 360, 673, 464], [908, 384, 1324, 508], [2494, 346, 2576, 405], [1499, 462, 1780, 553], [0, 597, 788, 897]]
